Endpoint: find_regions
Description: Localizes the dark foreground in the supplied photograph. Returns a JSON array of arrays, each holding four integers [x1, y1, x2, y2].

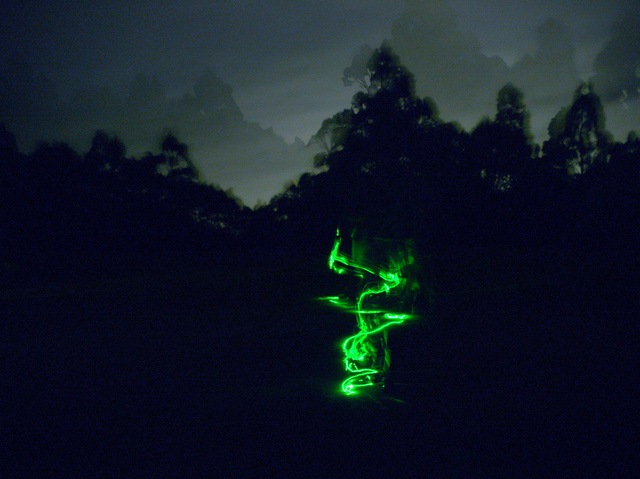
[[1, 249, 638, 477]]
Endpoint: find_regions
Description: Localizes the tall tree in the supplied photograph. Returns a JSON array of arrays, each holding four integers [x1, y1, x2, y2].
[[193, 71, 244, 123], [313, 43, 420, 176], [469, 84, 533, 190], [543, 83, 610, 175], [496, 83, 531, 137], [86, 130, 126, 172], [345, 43, 438, 178], [311, 43, 444, 234], [160, 132, 199, 181], [342, 45, 375, 90], [309, 109, 353, 168]]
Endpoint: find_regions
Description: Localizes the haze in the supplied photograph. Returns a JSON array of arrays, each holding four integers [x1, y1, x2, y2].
[[1, 0, 638, 206]]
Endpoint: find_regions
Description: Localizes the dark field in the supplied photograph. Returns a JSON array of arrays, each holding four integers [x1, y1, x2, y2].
[[1, 248, 638, 477]]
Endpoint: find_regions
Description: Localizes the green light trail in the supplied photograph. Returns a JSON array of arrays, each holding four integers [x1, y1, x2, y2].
[[326, 228, 412, 395]]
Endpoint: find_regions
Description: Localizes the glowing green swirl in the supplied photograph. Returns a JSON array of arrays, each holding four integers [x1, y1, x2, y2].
[[327, 229, 410, 395]]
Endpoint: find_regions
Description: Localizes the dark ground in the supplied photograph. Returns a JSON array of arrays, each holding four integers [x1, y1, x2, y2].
[[1, 247, 638, 477]]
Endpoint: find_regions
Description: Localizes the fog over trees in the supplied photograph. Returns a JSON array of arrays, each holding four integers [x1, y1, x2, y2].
[[1, 2, 638, 289], [268, 44, 637, 257], [371, 3, 639, 140], [1, 2, 638, 208], [0, 63, 313, 207], [1, 43, 637, 275]]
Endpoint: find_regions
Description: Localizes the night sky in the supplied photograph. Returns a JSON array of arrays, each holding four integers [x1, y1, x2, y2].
[[2, 0, 638, 206]]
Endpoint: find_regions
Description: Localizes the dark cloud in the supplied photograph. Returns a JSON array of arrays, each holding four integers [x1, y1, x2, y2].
[[591, 8, 640, 102], [0, 61, 315, 206], [389, 0, 509, 118], [510, 18, 579, 103], [383, 0, 634, 141], [386, 2, 581, 137]]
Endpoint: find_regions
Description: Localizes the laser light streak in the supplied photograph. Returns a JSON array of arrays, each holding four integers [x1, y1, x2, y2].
[[327, 228, 411, 395]]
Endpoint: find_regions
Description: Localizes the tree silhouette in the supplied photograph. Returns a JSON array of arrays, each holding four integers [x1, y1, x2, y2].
[[608, 130, 640, 195], [160, 132, 199, 181], [344, 42, 439, 180], [86, 130, 126, 172], [342, 44, 375, 90], [496, 83, 531, 137], [547, 106, 569, 140], [309, 109, 352, 168], [193, 71, 244, 123], [310, 43, 478, 243], [468, 84, 533, 191], [543, 83, 610, 175]]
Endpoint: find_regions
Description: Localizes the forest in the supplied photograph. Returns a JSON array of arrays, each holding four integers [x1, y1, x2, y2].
[[2, 43, 639, 476], [1, 44, 638, 294]]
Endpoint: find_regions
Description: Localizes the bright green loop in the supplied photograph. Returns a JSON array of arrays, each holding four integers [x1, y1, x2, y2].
[[328, 228, 410, 395]]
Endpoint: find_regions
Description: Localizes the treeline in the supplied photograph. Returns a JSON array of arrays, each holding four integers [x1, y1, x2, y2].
[[0, 61, 310, 206], [1, 43, 638, 287], [264, 44, 639, 257], [0, 127, 247, 285]]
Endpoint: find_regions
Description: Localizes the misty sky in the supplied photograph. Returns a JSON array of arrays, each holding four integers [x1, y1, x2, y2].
[[1, 0, 639, 205]]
